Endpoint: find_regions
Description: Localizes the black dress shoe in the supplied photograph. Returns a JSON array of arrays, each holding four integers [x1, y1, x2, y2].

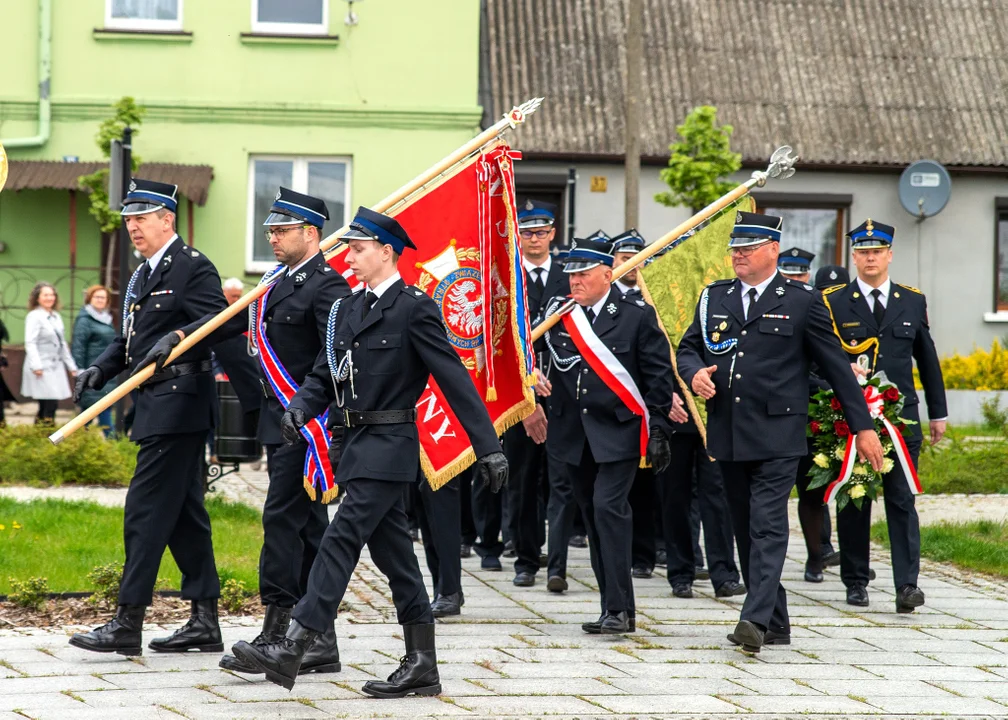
[[728, 625, 786, 649], [546, 575, 567, 593], [362, 623, 441, 699], [220, 605, 291, 674], [513, 572, 535, 587], [632, 565, 653, 579], [726, 620, 764, 653], [584, 614, 635, 634], [69, 605, 145, 656], [715, 580, 747, 597], [568, 534, 588, 548], [460, 543, 472, 559], [409, 527, 420, 542], [430, 592, 463, 618], [846, 584, 869, 607], [672, 583, 693, 599], [804, 563, 824, 583], [539, 552, 548, 566], [655, 549, 667, 567], [821, 549, 841, 567], [695, 566, 710, 581], [896, 584, 925, 614], [600, 611, 630, 635], [869, 568, 877, 582], [299, 622, 341, 674], [233, 619, 318, 690], [148, 599, 223, 653], [502, 540, 516, 558]]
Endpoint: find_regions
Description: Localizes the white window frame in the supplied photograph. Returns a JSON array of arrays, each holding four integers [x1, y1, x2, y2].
[[105, 0, 184, 31], [251, 0, 329, 36], [246, 155, 352, 274]]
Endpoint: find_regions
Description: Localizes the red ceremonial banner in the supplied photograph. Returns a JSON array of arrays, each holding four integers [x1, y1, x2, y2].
[[326, 142, 536, 488]]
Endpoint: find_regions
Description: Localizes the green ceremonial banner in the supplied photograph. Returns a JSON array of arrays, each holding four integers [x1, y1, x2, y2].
[[638, 195, 754, 434]]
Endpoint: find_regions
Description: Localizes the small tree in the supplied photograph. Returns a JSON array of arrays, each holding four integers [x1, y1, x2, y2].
[[78, 97, 145, 233], [654, 105, 741, 211]]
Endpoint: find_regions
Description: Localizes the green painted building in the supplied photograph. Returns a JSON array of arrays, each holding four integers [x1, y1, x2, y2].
[[0, 0, 482, 351]]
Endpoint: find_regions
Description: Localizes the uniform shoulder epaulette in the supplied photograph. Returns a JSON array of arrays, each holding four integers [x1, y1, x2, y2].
[[821, 284, 846, 295], [707, 278, 734, 288], [894, 282, 923, 295], [784, 278, 814, 293], [619, 294, 648, 309], [401, 284, 427, 299]]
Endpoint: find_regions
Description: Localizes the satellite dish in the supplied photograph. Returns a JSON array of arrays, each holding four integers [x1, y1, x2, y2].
[[899, 160, 951, 219]]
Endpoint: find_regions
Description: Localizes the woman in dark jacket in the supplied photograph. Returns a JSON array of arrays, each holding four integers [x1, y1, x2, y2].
[[71, 285, 118, 435]]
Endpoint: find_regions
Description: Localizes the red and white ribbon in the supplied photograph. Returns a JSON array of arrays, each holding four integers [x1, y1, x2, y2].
[[561, 305, 649, 458]]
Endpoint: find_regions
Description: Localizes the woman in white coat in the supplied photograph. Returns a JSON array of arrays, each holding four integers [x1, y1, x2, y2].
[[21, 282, 78, 423]]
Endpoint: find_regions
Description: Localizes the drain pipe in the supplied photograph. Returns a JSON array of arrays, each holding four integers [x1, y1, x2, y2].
[[2, 0, 52, 148]]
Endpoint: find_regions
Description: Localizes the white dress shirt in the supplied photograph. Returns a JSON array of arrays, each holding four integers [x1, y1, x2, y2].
[[368, 272, 402, 299], [856, 276, 891, 311], [145, 233, 179, 271], [523, 256, 552, 286]]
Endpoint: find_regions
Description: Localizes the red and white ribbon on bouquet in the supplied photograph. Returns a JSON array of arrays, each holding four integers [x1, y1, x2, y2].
[[823, 384, 922, 504]]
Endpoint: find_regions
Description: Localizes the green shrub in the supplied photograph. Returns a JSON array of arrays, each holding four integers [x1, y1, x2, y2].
[[980, 396, 1008, 432], [87, 563, 122, 608], [220, 578, 250, 613], [0, 425, 137, 486], [8, 576, 49, 611]]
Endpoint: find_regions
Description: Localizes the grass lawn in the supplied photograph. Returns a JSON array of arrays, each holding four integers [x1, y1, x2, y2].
[[872, 519, 1008, 578], [917, 438, 1008, 494], [0, 496, 262, 594]]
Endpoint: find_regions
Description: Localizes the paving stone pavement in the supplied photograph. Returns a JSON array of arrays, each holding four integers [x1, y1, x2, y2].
[[3, 469, 1008, 717]]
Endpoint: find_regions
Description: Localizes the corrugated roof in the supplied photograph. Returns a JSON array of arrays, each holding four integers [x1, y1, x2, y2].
[[5, 161, 215, 205], [483, 0, 1008, 167]]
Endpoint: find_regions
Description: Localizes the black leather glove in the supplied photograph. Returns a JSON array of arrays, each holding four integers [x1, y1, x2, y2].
[[327, 425, 344, 468], [281, 407, 307, 445], [136, 331, 182, 375], [73, 366, 104, 404], [646, 430, 671, 474], [477, 451, 509, 494]]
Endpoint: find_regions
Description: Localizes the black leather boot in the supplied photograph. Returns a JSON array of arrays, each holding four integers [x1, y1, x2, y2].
[[233, 619, 318, 690], [219, 605, 292, 673], [299, 621, 341, 674], [69, 605, 145, 656], [362, 623, 441, 699], [148, 599, 224, 653]]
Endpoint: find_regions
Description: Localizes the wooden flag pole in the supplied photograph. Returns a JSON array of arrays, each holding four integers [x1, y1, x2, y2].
[[530, 146, 798, 342], [50, 99, 545, 444]]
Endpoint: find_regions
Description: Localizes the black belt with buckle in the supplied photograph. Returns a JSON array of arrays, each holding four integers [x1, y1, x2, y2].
[[147, 359, 213, 387], [343, 408, 417, 428]]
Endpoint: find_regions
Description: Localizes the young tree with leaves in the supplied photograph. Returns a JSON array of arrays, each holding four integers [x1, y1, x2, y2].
[[654, 105, 741, 212]]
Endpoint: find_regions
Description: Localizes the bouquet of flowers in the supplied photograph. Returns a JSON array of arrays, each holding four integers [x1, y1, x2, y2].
[[806, 372, 920, 511]]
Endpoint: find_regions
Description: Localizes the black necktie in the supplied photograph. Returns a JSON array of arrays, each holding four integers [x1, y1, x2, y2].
[[745, 287, 758, 320], [531, 267, 546, 294], [871, 288, 885, 325], [362, 291, 378, 321], [586, 307, 596, 323], [139, 263, 153, 292]]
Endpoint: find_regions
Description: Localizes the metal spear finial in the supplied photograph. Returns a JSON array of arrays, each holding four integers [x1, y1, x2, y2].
[[505, 98, 545, 129], [752, 145, 799, 186]]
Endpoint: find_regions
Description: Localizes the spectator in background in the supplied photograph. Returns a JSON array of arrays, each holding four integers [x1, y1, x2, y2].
[[22, 282, 78, 424], [71, 285, 118, 436], [222, 277, 245, 306]]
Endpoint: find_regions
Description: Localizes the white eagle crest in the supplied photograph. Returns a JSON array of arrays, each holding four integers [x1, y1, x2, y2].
[[446, 280, 483, 336]]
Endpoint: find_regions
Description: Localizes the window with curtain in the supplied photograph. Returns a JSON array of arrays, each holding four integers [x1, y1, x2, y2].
[[247, 156, 350, 271], [107, 0, 181, 29], [253, 0, 327, 35], [996, 210, 1008, 310], [759, 206, 848, 278]]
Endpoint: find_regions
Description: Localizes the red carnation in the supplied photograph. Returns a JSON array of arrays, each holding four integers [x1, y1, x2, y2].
[[880, 425, 889, 437], [830, 397, 842, 411], [834, 421, 850, 438], [883, 387, 900, 402], [810, 421, 821, 434]]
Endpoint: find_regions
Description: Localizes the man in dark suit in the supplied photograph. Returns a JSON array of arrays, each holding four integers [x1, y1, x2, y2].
[[70, 179, 228, 656], [232, 207, 508, 697], [779, 250, 840, 583], [541, 237, 673, 634], [824, 219, 947, 612], [155, 188, 350, 674], [507, 200, 572, 590], [677, 211, 884, 653]]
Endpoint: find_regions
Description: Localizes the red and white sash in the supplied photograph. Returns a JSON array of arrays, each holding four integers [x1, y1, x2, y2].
[[561, 305, 650, 458]]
